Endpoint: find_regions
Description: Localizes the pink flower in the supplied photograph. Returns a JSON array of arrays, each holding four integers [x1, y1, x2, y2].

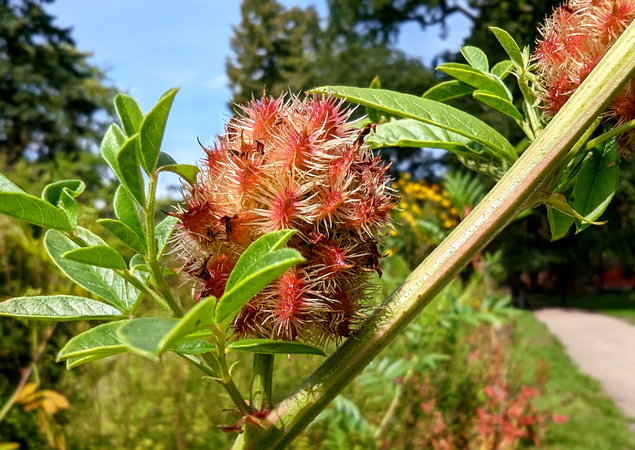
[[174, 95, 395, 342]]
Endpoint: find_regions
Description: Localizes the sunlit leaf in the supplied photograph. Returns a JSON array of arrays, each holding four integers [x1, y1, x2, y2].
[[368, 119, 500, 169], [0, 173, 24, 193], [170, 339, 214, 355], [114, 93, 144, 136], [98, 219, 147, 255], [117, 317, 180, 360], [0, 295, 123, 320], [311, 86, 517, 163], [156, 296, 216, 354], [460, 46, 489, 72], [114, 185, 145, 240], [436, 63, 510, 100], [215, 248, 305, 324], [472, 90, 523, 121], [45, 228, 141, 313], [157, 164, 200, 184], [0, 192, 71, 230], [63, 245, 127, 270], [139, 88, 179, 173], [57, 321, 128, 361], [422, 80, 475, 102], [100, 123, 126, 177], [41, 180, 85, 205], [225, 229, 297, 291], [491, 60, 514, 79], [155, 215, 179, 259], [116, 135, 145, 206], [490, 27, 523, 67]]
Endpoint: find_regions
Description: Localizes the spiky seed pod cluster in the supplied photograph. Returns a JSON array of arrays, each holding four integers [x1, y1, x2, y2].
[[173, 95, 395, 343], [534, 0, 635, 154]]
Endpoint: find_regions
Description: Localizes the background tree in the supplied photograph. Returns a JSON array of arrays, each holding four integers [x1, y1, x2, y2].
[[1, 2, 118, 442], [226, 0, 320, 106], [0, 0, 116, 172]]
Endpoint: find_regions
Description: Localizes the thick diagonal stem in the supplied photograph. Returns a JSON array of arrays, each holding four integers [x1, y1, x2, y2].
[[236, 19, 635, 450]]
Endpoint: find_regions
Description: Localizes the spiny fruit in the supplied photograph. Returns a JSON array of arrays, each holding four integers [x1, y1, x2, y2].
[[534, 0, 635, 154], [173, 95, 395, 343]]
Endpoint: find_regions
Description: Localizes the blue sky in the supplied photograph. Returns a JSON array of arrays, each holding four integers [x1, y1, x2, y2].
[[47, 0, 471, 193]]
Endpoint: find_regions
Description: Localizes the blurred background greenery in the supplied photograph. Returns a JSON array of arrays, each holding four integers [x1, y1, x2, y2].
[[1, 0, 634, 448]]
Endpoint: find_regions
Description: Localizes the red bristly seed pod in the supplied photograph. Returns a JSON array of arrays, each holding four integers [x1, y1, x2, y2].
[[534, 0, 635, 154], [172, 95, 396, 343]]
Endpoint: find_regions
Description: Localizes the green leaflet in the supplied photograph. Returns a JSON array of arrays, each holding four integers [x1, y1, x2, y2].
[[460, 45, 489, 72], [114, 185, 145, 240], [215, 249, 305, 324], [472, 91, 523, 121], [155, 215, 179, 258], [117, 317, 180, 360], [41, 179, 85, 205], [100, 123, 126, 177], [489, 27, 523, 67], [63, 245, 127, 270], [0, 192, 71, 230], [573, 140, 620, 232], [0, 173, 25, 193], [57, 320, 129, 362], [225, 229, 297, 291], [154, 296, 216, 355], [139, 87, 179, 173], [114, 93, 144, 136], [0, 295, 123, 321], [45, 228, 141, 313], [116, 135, 145, 206], [228, 339, 325, 356], [157, 164, 200, 184], [310, 86, 517, 163], [97, 219, 147, 255], [170, 339, 214, 355], [59, 190, 79, 228], [547, 206, 574, 241], [40, 179, 85, 229], [422, 80, 475, 102], [368, 119, 500, 169], [436, 63, 510, 100], [491, 60, 514, 79]]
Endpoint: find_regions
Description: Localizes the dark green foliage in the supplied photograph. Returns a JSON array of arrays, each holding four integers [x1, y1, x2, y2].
[[226, 0, 436, 107], [227, 0, 320, 106], [0, 0, 117, 168]]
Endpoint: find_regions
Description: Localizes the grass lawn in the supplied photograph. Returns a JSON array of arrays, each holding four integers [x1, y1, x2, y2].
[[513, 311, 635, 449]]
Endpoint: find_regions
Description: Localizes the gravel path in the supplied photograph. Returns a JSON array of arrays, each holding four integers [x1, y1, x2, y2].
[[534, 308, 635, 430]]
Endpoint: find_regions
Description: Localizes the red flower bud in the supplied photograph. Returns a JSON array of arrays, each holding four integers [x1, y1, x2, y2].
[[174, 94, 396, 342]]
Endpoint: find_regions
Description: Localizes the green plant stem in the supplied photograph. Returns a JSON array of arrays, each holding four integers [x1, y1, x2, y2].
[[517, 73, 542, 137], [586, 118, 635, 150], [251, 354, 274, 411], [145, 173, 159, 259], [234, 19, 635, 449], [212, 327, 250, 416], [118, 269, 173, 314], [179, 353, 219, 378], [144, 173, 182, 317], [0, 326, 54, 423]]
